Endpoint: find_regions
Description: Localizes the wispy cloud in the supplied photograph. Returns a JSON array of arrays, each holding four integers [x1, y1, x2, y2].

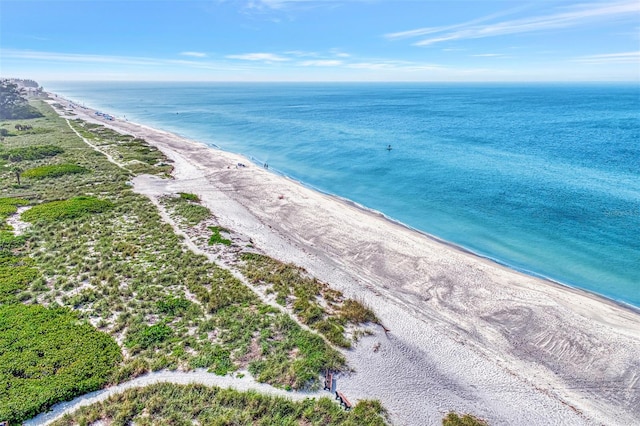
[[226, 52, 290, 62], [388, 1, 640, 47], [346, 60, 443, 72], [574, 51, 640, 63], [1, 49, 162, 66], [329, 48, 350, 58], [285, 50, 319, 57], [299, 59, 342, 67], [385, 5, 528, 40], [180, 51, 207, 58], [471, 53, 505, 57], [246, 0, 363, 10], [0, 48, 246, 71]]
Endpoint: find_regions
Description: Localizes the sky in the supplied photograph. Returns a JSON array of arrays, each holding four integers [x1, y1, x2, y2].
[[0, 0, 639, 81]]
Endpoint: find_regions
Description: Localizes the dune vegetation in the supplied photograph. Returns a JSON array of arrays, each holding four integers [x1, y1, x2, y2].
[[50, 382, 387, 426], [0, 99, 387, 424]]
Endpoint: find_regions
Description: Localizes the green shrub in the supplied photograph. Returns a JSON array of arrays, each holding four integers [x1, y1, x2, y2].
[[22, 163, 88, 179], [0, 230, 27, 250], [208, 226, 231, 246], [189, 344, 233, 375], [125, 323, 173, 350], [21, 196, 113, 223], [0, 304, 121, 425], [0, 197, 29, 219], [0, 264, 38, 304], [157, 296, 191, 316], [179, 192, 199, 202], [0, 144, 63, 162]]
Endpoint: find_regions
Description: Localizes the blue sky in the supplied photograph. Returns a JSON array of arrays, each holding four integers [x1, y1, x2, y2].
[[1, 0, 639, 81]]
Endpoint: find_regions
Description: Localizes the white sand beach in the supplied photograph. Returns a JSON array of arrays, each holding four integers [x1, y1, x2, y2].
[[49, 95, 640, 426]]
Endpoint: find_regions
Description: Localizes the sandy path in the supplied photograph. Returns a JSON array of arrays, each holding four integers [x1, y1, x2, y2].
[[25, 370, 322, 425], [48, 95, 640, 426]]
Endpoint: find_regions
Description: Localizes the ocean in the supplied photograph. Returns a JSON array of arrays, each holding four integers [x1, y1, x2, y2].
[[44, 82, 640, 307]]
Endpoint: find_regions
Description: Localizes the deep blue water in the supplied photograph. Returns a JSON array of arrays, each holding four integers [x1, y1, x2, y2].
[[45, 82, 640, 307]]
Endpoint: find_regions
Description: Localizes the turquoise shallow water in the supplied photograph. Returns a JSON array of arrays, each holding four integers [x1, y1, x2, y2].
[[45, 82, 640, 307]]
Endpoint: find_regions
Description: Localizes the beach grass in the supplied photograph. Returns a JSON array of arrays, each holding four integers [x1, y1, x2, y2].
[[239, 252, 378, 348], [21, 163, 88, 179], [0, 144, 63, 162], [161, 193, 211, 225], [68, 120, 173, 176], [443, 412, 488, 425], [49, 382, 388, 426]]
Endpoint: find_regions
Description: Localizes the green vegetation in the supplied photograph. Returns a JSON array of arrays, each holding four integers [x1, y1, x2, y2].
[[51, 383, 388, 426], [0, 230, 27, 250], [0, 304, 122, 425], [0, 144, 63, 162], [0, 256, 37, 304], [162, 193, 211, 225], [179, 192, 199, 202], [69, 120, 173, 176], [240, 253, 377, 348], [0, 197, 30, 220], [21, 163, 88, 179], [209, 225, 232, 245], [21, 196, 113, 222], [157, 296, 192, 316], [0, 101, 348, 420], [126, 323, 174, 351], [443, 412, 489, 426]]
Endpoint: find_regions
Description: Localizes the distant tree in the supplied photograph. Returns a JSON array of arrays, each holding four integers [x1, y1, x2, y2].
[[0, 81, 24, 110], [0, 79, 43, 119]]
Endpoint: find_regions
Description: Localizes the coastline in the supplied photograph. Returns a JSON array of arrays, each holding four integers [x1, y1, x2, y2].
[[47, 92, 640, 425], [46, 89, 640, 312]]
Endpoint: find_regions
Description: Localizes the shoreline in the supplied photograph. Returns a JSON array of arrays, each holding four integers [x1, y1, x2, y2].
[[47, 92, 640, 425], [46, 92, 639, 313]]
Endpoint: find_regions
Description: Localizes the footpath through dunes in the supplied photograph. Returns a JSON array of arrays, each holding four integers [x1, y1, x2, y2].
[[24, 370, 321, 425], [49, 95, 640, 426]]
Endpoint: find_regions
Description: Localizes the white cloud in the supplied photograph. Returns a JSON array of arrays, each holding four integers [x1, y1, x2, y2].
[[0, 49, 162, 66], [180, 51, 207, 58], [0, 48, 247, 72], [285, 50, 319, 57], [299, 60, 342, 66], [226, 52, 290, 62], [386, 1, 640, 47], [346, 60, 443, 72], [574, 51, 640, 63], [471, 53, 505, 57], [247, 0, 364, 10], [385, 5, 527, 40]]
